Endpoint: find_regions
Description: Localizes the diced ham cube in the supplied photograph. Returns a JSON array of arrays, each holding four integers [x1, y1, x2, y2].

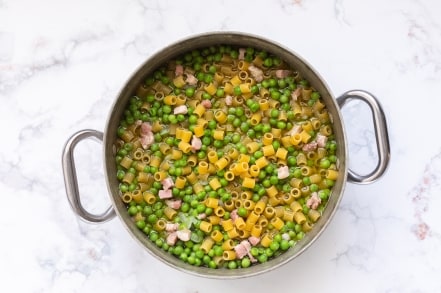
[[166, 232, 178, 246], [225, 95, 233, 106], [248, 236, 260, 246], [161, 177, 174, 191], [200, 99, 212, 109], [277, 166, 290, 180], [302, 141, 318, 152], [175, 64, 184, 76], [173, 105, 188, 115], [197, 213, 206, 220], [248, 65, 264, 82], [185, 73, 198, 85], [306, 192, 321, 210], [140, 122, 152, 135], [158, 189, 173, 199], [230, 209, 238, 222], [316, 134, 328, 148], [287, 124, 302, 136], [140, 132, 154, 149], [165, 223, 179, 232], [275, 70, 290, 78], [191, 135, 202, 151], [238, 48, 246, 60], [176, 229, 192, 241], [291, 88, 302, 101], [234, 240, 251, 259], [165, 199, 182, 210]]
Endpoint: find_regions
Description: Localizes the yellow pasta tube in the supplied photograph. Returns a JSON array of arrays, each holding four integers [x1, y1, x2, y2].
[[178, 141, 192, 153], [257, 216, 269, 228], [163, 95, 177, 105], [208, 215, 221, 225], [262, 133, 273, 146], [193, 104, 206, 118], [173, 75, 186, 88], [131, 190, 143, 203], [308, 209, 321, 222], [254, 200, 266, 215], [224, 171, 235, 181], [271, 128, 282, 139], [143, 191, 156, 204], [263, 206, 275, 219], [250, 112, 262, 125], [154, 219, 166, 231], [122, 172, 135, 185], [262, 145, 275, 156], [271, 217, 284, 230], [227, 148, 239, 159], [200, 221, 213, 233], [237, 154, 250, 163], [230, 75, 241, 86], [205, 197, 219, 209], [223, 200, 235, 211], [290, 187, 302, 199], [246, 210, 260, 225], [249, 165, 260, 177], [246, 142, 260, 153], [154, 171, 167, 181], [210, 230, 224, 242], [214, 206, 225, 217], [294, 211, 307, 224], [198, 161, 209, 175], [222, 250, 236, 261], [283, 209, 295, 222], [290, 134, 302, 146], [171, 149, 183, 160], [193, 183, 204, 195], [209, 177, 221, 190], [250, 224, 263, 238], [214, 157, 228, 171], [222, 239, 235, 251], [204, 83, 217, 95], [164, 206, 177, 220], [275, 147, 288, 160], [186, 172, 198, 184], [221, 219, 234, 231], [207, 150, 218, 163], [213, 129, 225, 140], [120, 156, 133, 169], [265, 185, 278, 198], [214, 110, 227, 124], [287, 197, 302, 211], [255, 157, 269, 169], [300, 130, 312, 143], [200, 237, 215, 253], [120, 192, 132, 204], [227, 228, 239, 239], [326, 169, 339, 180], [193, 124, 205, 137], [242, 177, 255, 189], [260, 233, 273, 248], [175, 176, 186, 189], [235, 217, 246, 230]]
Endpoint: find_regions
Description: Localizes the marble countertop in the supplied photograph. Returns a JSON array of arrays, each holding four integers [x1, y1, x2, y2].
[[1, 0, 440, 292]]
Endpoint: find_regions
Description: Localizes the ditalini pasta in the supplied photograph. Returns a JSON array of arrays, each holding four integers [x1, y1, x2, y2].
[[114, 44, 338, 270]]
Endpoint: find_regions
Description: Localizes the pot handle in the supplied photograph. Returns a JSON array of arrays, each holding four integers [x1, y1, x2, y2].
[[337, 90, 390, 184], [62, 129, 116, 223]]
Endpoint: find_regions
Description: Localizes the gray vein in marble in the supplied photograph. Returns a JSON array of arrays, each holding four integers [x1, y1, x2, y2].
[[334, 0, 349, 26], [0, 30, 114, 94]]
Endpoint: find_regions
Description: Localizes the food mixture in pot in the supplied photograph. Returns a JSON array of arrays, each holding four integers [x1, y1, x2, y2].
[[113, 45, 338, 269]]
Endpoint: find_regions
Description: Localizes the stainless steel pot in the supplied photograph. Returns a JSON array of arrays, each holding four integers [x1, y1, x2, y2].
[[62, 32, 390, 279]]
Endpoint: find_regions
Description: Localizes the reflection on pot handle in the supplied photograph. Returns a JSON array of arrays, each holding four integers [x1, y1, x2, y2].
[[62, 129, 116, 223], [337, 90, 391, 184]]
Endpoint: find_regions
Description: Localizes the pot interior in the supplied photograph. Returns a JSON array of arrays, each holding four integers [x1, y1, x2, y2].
[[103, 32, 348, 278]]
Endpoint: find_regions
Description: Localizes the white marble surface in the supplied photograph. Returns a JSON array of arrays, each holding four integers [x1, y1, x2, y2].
[[1, 0, 440, 292]]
